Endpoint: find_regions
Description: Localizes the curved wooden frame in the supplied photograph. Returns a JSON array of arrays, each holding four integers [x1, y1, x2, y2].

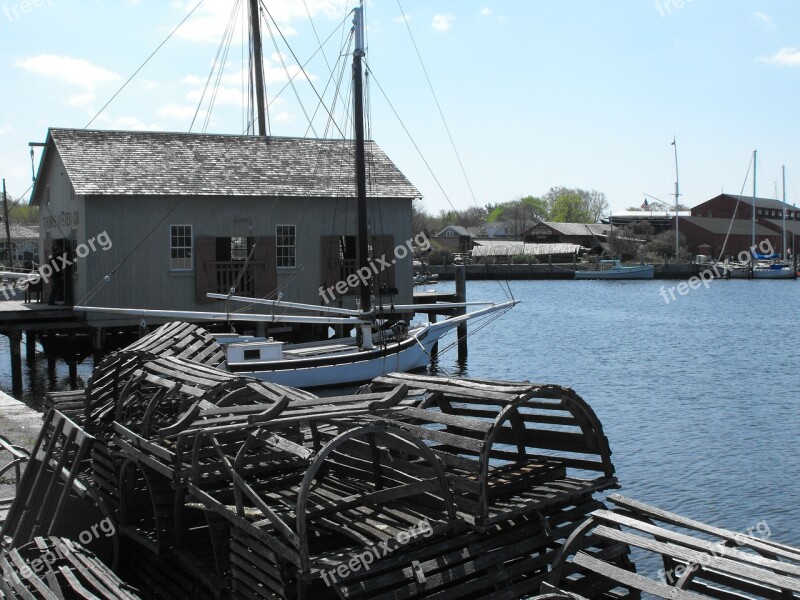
[[295, 422, 456, 571]]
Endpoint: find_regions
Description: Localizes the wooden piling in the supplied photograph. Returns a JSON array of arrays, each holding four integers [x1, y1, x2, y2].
[[24, 331, 36, 362], [455, 264, 467, 360], [9, 332, 22, 396]]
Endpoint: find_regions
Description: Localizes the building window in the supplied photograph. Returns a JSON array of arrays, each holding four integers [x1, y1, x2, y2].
[[231, 236, 250, 261], [276, 225, 296, 268], [170, 225, 193, 271]]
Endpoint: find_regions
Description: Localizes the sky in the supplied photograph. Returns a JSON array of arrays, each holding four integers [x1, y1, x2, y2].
[[2, 0, 800, 218]]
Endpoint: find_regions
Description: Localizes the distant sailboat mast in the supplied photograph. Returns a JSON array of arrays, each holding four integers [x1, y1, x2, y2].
[[782, 165, 787, 257], [751, 150, 757, 248], [671, 136, 680, 260]]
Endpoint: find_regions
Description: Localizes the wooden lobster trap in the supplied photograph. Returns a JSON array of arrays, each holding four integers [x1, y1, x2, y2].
[[362, 373, 618, 530]]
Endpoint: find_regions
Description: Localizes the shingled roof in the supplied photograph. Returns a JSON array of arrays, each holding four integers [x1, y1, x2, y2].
[[33, 128, 420, 200]]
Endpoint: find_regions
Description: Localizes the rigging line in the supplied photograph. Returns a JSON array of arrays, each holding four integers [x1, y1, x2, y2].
[[85, 0, 205, 129], [303, 31, 354, 138], [190, 0, 240, 132], [717, 154, 754, 262], [396, 0, 480, 209], [436, 307, 513, 357], [259, 1, 350, 141], [200, 3, 241, 133], [262, 9, 318, 137], [365, 65, 458, 215]]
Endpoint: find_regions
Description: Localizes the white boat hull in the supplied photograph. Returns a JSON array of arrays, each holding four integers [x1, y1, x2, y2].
[[752, 268, 796, 279], [574, 265, 654, 280], [227, 325, 440, 388]]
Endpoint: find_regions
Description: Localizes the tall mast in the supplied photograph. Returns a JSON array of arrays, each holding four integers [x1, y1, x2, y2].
[[2, 179, 12, 270], [752, 150, 757, 247], [352, 3, 373, 349], [249, 0, 267, 136], [782, 165, 787, 257], [671, 136, 680, 260]]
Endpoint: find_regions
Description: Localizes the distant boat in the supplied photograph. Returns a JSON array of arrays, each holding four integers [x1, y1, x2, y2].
[[574, 259, 654, 280]]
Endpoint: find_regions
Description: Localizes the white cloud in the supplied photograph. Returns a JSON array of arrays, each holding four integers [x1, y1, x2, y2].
[[760, 47, 800, 66], [14, 55, 120, 89], [94, 114, 163, 131], [174, 0, 342, 44], [753, 11, 775, 28], [432, 14, 455, 32], [186, 86, 245, 107], [158, 103, 203, 120], [480, 8, 492, 17], [68, 92, 95, 107]]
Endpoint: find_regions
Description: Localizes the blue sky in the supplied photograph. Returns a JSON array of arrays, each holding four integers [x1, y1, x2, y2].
[[2, 1, 800, 217]]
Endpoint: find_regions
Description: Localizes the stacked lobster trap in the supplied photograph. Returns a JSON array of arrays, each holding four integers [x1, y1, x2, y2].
[[0, 322, 652, 599]]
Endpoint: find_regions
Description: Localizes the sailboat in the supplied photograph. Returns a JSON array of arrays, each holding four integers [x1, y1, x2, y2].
[[752, 164, 796, 279], [76, 3, 518, 388]]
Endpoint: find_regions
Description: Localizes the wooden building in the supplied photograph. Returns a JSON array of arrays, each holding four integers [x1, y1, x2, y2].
[[29, 128, 419, 326], [0, 223, 39, 268], [523, 221, 610, 253], [691, 193, 800, 222], [678, 217, 782, 258]]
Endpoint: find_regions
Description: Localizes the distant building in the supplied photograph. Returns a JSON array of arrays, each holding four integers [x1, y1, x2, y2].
[[432, 225, 472, 253], [679, 217, 782, 259], [604, 210, 691, 233], [30, 128, 419, 328], [0, 223, 39, 268], [690, 193, 799, 222], [523, 221, 610, 254]]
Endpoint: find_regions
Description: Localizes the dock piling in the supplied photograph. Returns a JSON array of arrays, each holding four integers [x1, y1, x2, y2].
[[455, 265, 467, 360], [9, 332, 22, 395]]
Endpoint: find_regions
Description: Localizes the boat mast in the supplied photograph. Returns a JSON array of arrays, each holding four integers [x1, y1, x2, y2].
[[353, 3, 373, 349], [248, 0, 268, 136], [671, 136, 680, 260], [752, 150, 757, 248], [782, 165, 787, 257]]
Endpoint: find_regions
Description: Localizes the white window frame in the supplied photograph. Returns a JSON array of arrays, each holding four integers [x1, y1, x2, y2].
[[276, 224, 296, 269], [170, 224, 193, 271]]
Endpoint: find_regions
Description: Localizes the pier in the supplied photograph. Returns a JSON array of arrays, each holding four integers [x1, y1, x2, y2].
[[426, 261, 709, 280]]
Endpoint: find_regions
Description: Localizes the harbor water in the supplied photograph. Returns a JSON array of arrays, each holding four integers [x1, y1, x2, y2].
[[1, 278, 798, 562]]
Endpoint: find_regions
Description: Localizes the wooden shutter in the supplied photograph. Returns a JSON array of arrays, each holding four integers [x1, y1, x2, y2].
[[253, 236, 277, 298], [321, 236, 340, 290], [195, 236, 216, 304], [372, 235, 396, 289]]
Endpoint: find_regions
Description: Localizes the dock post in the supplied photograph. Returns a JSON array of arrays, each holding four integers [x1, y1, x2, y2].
[[25, 331, 36, 362], [9, 332, 23, 396], [428, 312, 438, 360], [455, 265, 467, 360]]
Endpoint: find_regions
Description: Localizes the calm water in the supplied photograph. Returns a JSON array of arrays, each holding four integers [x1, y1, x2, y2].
[[1, 279, 798, 553], [429, 278, 800, 551]]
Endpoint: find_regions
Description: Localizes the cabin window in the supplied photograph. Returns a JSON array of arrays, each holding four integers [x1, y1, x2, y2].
[[243, 349, 260, 360], [170, 225, 193, 271], [276, 225, 296, 268], [231, 236, 249, 261]]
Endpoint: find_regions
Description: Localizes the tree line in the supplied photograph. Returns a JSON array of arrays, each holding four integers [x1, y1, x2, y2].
[[413, 187, 609, 237]]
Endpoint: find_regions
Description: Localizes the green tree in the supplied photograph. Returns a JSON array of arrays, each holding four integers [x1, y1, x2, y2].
[[550, 194, 592, 222], [543, 186, 608, 222]]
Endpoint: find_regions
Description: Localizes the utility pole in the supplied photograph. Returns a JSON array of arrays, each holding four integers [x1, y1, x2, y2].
[[2, 179, 13, 270], [249, 0, 268, 136]]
